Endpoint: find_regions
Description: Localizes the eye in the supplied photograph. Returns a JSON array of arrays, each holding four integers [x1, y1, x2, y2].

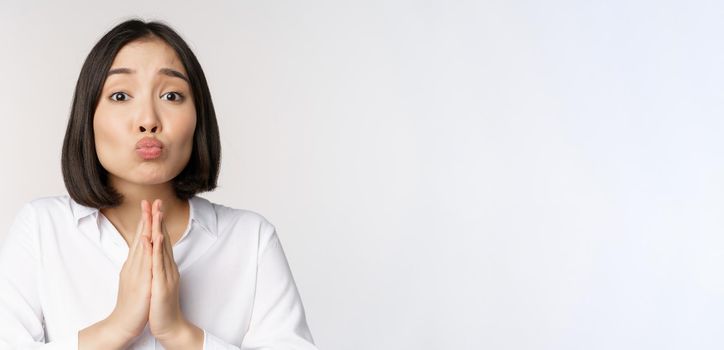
[[109, 91, 130, 102], [161, 92, 185, 102]]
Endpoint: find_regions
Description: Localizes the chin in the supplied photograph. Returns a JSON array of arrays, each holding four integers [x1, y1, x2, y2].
[[122, 173, 171, 186]]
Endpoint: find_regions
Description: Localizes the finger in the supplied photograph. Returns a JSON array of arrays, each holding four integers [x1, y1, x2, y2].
[[138, 237, 152, 286], [133, 200, 146, 240], [160, 212, 176, 283], [153, 202, 163, 246], [131, 233, 151, 272], [129, 200, 148, 260], [147, 199, 158, 243], [141, 201, 155, 272], [153, 220, 165, 279], [160, 212, 175, 260], [140, 200, 153, 260], [141, 235, 153, 271]]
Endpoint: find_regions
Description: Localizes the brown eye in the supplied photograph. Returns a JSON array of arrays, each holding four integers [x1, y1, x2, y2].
[[162, 92, 184, 102], [110, 92, 129, 101]]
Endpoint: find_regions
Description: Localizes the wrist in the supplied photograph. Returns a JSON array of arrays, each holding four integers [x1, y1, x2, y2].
[[158, 319, 204, 350], [103, 313, 140, 347]]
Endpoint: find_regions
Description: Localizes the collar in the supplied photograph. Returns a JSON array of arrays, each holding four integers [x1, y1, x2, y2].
[[69, 195, 218, 237]]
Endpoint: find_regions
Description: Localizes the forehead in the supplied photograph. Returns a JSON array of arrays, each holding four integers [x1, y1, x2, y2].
[[109, 37, 187, 76]]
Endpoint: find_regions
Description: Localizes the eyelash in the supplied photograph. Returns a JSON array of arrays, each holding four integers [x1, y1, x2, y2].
[[108, 91, 185, 102]]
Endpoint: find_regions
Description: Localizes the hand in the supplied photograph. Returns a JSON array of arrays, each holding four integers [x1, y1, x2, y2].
[[108, 200, 154, 340], [148, 199, 188, 341]]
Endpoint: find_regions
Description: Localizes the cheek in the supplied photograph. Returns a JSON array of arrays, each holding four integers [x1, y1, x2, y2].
[[180, 113, 197, 150], [93, 113, 125, 160]]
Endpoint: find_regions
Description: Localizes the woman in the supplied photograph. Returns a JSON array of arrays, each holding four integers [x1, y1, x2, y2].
[[0, 19, 317, 349]]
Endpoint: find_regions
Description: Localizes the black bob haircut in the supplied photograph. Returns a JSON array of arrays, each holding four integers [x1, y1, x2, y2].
[[61, 18, 221, 209]]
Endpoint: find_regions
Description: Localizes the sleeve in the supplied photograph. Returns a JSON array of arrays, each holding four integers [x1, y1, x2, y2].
[[202, 224, 318, 350], [0, 203, 78, 349]]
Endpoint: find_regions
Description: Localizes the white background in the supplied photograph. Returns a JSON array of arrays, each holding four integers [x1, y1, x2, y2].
[[1, 1, 723, 349]]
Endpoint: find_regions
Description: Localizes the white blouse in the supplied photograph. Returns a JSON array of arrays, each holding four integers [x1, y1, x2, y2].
[[0, 194, 317, 349]]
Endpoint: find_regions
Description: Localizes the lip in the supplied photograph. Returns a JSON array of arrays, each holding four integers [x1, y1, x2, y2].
[[136, 137, 164, 149], [135, 137, 164, 160]]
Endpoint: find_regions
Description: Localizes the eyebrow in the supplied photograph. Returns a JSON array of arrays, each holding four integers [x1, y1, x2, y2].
[[106, 67, 190, 84]]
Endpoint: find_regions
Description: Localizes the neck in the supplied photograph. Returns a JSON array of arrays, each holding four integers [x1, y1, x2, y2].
[[100, 175, 189, 236]]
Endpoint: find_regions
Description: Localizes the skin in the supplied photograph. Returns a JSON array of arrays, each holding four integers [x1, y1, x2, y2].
[[95, 36, 195, 247], [91, 36, 204, 349]]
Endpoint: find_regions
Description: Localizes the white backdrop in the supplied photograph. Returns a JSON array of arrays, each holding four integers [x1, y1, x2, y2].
[[2, 1, 723, 349]]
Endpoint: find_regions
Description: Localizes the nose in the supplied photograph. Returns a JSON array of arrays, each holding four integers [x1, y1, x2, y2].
[[139, 125, 158, 133], [138, 100, 161, 133]]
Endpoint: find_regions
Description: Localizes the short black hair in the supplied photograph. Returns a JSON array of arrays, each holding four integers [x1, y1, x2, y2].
[[61, 18, 221, 209]]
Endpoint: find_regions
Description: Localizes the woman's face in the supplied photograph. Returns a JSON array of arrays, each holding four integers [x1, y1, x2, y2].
[[94, 37, 196, 187]]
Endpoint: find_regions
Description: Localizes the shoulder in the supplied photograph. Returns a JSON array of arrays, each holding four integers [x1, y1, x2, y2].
[[26, 194, 74, 209], [5, 194, 74, 246], [191, 196, 278, 243], [10, 195, 96, 232], [15, 194, 75, 220]]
